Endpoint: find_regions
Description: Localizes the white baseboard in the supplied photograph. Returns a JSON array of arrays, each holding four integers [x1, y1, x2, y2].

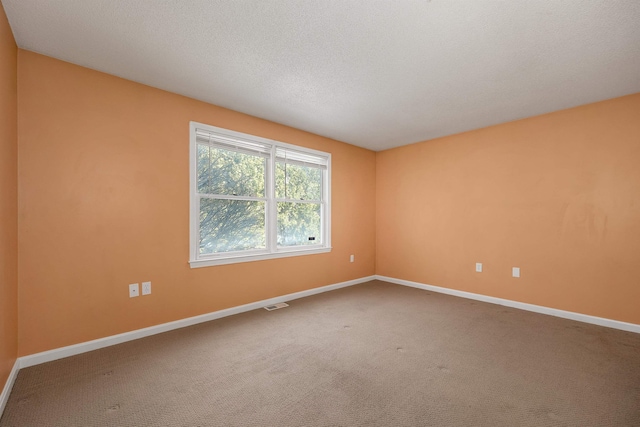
[[19, 275, 376, 369], [10, 272, 636, 420], [0, 359, 20, 418], [376, 275, 640, 334]]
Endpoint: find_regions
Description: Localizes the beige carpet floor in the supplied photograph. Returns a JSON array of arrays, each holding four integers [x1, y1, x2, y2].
[[2, 280, 639, 426]]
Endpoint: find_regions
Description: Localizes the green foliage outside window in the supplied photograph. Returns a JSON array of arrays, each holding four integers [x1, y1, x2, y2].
[[197, 144, 323, 254], [198, 145, 266, 254], [276, 162, 321, 247]]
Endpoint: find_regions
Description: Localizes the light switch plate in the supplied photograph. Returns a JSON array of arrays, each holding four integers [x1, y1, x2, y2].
[[475, 263, 483, 272], [129, 283, 139, 298], [512, 267, 520, 278]]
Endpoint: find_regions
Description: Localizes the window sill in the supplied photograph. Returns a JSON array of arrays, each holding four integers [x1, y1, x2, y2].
[[189, 247, 332, 268]]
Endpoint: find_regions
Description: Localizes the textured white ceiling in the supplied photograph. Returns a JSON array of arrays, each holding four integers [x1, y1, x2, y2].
[[3, 1, 640, 151]]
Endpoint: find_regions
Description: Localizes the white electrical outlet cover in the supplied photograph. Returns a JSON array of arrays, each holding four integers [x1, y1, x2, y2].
[[142, 281, 151, 295], [512, 267, 520, 278], [350, 255, 355, 263], [475, 263, 483, 272], [129, 283, 139, 298]]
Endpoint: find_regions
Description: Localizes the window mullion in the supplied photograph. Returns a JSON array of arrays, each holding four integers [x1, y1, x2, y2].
[[275, 198, 321, 204], [197, 193, 267, 202], [195, 194, 201, 260], [266, 146, 277, 253]]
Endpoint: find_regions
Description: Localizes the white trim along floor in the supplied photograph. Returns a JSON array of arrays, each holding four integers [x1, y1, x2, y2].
[[2, 274, 638, 419]]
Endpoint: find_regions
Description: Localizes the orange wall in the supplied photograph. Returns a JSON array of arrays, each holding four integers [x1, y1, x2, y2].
[[17, 51, 376, 356], [377, 94, 640, 324], [0, 2, 18, 388], [12, 47, 640, 358]]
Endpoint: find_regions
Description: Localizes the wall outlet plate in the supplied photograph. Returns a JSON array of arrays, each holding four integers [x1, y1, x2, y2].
[[475, 263, 483, 272], [512, 267, 520, 278], [350, 254, 355, 263], [142, 281, 151, 295], [129, 283, 139, 298]]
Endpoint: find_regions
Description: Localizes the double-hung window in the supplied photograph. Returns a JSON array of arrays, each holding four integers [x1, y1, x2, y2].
[[190, 122, 331, 267]]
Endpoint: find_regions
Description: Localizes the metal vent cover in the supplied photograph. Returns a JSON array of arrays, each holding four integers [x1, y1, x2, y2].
[[263, 302, 289, 311]]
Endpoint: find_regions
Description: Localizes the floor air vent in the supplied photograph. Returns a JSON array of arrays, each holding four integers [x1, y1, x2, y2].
[[264, 302, 289, 311]]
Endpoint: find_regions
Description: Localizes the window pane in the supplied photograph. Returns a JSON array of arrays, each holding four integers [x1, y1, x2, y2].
[[277, 202, 321, 247], [197, 144, 265, 197], [275, 162, 321, 201], [199, 198, 266, 254]]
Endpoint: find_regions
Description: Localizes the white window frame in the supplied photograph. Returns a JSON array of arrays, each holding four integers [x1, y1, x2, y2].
[[189, 121, 331, 268]]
